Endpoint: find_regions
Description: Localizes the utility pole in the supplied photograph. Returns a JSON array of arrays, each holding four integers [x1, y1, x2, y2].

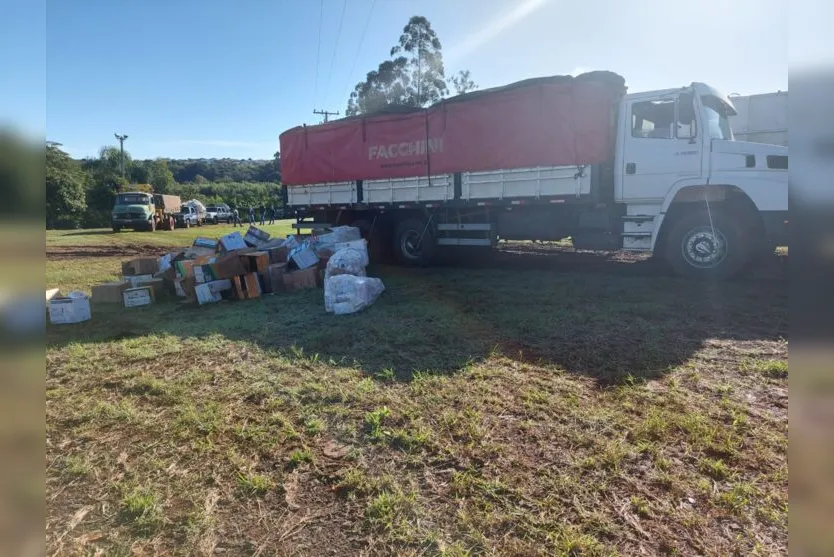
[[114, 133, 128, 178], [313, 109, 339, 123]]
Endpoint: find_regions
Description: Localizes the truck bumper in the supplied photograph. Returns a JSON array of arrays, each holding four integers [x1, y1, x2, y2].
[[112, 218, 151, 228]]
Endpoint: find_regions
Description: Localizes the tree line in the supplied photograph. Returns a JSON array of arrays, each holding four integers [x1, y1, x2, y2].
[[46, 143, 282, 229]]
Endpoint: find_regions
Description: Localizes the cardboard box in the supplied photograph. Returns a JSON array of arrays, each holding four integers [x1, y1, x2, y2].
[[218, 231, 248, 252], [48, 293, 91, 324], [266, 245, 288, 264], [283, 267, 318, 291], [132, 277, 165, 298], [193, 237, 218, 249], [210, 253, 247, 279], [174, 277, 197, 300], [91, 281, 129, 304], [206, 279, 232, 294], [290, 245, 319, 270], [243, 225, 270, 247], [195, 283, 222, 305], [232, 273, 261, 300], [175, 260, 196, 278], [242, 251, 270, 274], [123, 286, 154, 308], [257, 271, 272, 294], [122, 257, 160, 276], [193, 265, 209, 284], [154, 266, 177, 282], [159, 253, 176, 273], [267, 263, 287, 293], [126, 274, 154, 288]]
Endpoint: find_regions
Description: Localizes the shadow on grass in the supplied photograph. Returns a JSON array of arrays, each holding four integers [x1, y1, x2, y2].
[[45, 249, 788, 384]]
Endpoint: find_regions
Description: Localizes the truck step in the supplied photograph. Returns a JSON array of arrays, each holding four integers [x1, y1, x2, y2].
[[437, 238, 493, 246], [621, 215, 656, 221], [620, 231, 652, 237], [436, 223, 493, 231]]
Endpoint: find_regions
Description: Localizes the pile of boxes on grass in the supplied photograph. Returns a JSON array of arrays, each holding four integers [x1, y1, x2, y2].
[[47, 225, 385, 325]]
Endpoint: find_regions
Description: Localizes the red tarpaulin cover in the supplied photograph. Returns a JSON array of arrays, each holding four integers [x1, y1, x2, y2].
[[279, 72, 626, 185]]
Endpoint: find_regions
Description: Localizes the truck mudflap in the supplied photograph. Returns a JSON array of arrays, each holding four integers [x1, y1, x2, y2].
[[760, 210, 789, 246]]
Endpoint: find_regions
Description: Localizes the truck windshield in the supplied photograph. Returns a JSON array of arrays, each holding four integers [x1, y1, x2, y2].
[[701, 95, 734, 140], [116, 194, 151, 205]]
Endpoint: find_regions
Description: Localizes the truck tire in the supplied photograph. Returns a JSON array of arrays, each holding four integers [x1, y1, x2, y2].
[[664, 210, 749, 279], [112, 225, 121, 233], [393, 218, 435, 266]]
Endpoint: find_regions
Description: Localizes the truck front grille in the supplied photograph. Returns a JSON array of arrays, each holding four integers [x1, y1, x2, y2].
[[116, 212, 145, 220]]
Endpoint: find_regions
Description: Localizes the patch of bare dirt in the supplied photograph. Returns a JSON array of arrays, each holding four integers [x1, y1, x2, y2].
[[47, 244, 165, 261]]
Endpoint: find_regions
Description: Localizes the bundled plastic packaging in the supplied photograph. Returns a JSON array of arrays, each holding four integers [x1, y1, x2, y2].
[[324, 275, 385, 314], [324, 248, 367, 279], [314, 226, 361, 256]]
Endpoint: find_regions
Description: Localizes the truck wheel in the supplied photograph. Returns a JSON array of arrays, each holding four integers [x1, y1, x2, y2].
[[665, 210, 748, 279], [112, 225, 121, 233], [393, 218, 435, 266]]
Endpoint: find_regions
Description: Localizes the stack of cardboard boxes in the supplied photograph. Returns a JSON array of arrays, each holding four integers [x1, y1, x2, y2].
[[84, 226, 330, 313]]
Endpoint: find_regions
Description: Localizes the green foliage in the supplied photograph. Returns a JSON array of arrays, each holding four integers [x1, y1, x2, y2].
[[148, 159, 175, 193], [450, 70, 478, 95], [49, 143, 284, 229], [167, 156, 279, 184], [346, 15, 473, 116], [391, 16, 448, 106], [46, 144, 87, 228]]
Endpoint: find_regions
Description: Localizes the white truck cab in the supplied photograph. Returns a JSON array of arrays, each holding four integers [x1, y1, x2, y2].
[[614, 82, 788, 276]]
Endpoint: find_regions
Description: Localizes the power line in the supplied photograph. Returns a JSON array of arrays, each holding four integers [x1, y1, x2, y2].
[[343, 0, 377, 104], [323, 0, 348, 108], [312, 0, 324, 108]]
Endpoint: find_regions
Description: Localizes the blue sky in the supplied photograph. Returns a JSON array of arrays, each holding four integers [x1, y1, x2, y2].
[[8, 0, 789, 159]]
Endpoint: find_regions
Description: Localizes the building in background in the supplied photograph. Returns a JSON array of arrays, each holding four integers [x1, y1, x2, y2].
[[729, 91, 788, 146]]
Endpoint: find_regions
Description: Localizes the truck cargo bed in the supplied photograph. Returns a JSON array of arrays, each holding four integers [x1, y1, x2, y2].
[[286, 164, 593, 208]]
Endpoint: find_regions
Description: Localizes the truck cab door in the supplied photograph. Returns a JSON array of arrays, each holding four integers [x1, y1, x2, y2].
[[618, 91, 703, 203]]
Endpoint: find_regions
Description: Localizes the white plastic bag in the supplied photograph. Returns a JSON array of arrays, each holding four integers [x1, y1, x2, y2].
[[324, 275, 385, 314], [335, 239, 369, 267], [314, 226, 361, 256], [324, 248, 366, 279]]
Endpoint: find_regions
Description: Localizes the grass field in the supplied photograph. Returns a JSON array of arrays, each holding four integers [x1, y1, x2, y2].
[[46, 223, 788, 556]]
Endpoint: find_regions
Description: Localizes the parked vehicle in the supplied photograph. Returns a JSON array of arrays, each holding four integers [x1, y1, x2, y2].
[[205, 204, 232, 223], [174, 199, 206, 228], [279, 71, 788, 279], [729, 91, 788, 146], [112, 188, 181, 232]]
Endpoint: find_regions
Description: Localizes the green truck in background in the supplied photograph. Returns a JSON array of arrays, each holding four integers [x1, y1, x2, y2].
[[111, 187, 181, 232]]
